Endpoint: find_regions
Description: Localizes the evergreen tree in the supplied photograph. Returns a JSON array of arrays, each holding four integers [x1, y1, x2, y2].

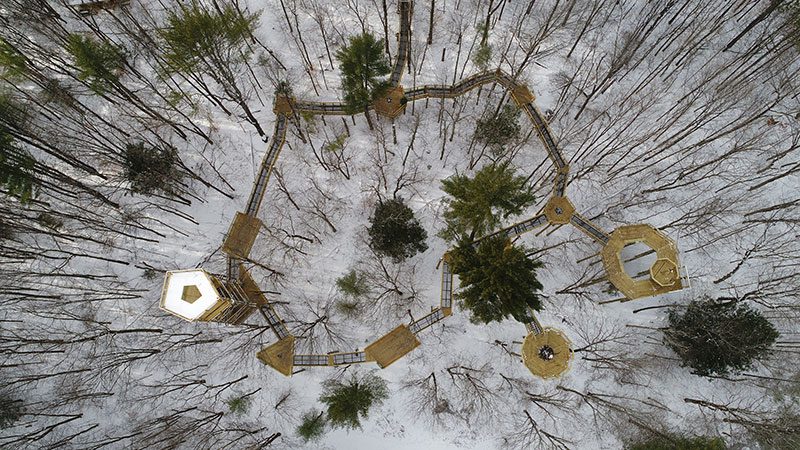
[[65, 34, 126, 94], [440, 162, 534, 241], [319, 373, 388, 430], [449, 235, 543, 324], [296, 410, 327, 442], [475, 104, 521, 156], [368, 199, 428, 261], [336, 269, 369, 297], [664, 298, 779, 376], [0, 95, 35, 203], [225, 394, 251, 416], [627, 434, 726, 450], [123, 142, 180, 196], [335, 33, 391, 123], [160, 3, 258, 74], [159, 2, 265, 136]]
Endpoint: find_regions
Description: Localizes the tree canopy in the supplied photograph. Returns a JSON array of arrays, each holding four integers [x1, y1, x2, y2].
[[160, 2, 259, 74], [319, 373, 388, 430], [368, 198, 428, 261], [664, 298, 779, 376], [65, 34, 125, 94], [440, 162, 535, 241], [335, 33, 391, 114], [449, 235, 543, 324]]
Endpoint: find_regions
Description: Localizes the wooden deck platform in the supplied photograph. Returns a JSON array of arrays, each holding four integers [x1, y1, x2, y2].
[[257, 336, 295, 376], [521, 328, 572, 379], [373, 86, 406, 118], [364, 325, 420, 368], [600, 224, 682, 300]]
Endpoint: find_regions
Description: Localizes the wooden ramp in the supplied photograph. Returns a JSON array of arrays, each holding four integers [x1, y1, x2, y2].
[[222, 212, 262, 259]]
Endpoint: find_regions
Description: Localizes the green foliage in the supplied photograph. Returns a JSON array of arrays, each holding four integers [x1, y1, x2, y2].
[[0, 395, 22, 429], [475, 104, 521, 155], [627, 434, 726, 450], [0, 95, 36, 203], [472, 42, 493, 71], [296, 409, 327, 442], [160, 2, 259, 74], [65, 34, 125, 94], [449, 235, 543, 324], [319, 373, 388, 430], [336, 269, 369, 298], [664, 298, 779, 376], [323, 133, 348, 153], [225, 394, 251, 416], [335, 33, 391, 113], [123, 142, 180, 195], [0, 40, 27, 80], [368, 199, 428, 261], [783, 2, 800, 48], [440, 162, 535, 241]]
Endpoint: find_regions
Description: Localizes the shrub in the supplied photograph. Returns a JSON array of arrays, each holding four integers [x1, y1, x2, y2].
[[319, 373, 388, 430], [336, 269, 369, 297], [0, 395, 22, 429], [296, 409, 327, 442], [225, 394, 251, 416]]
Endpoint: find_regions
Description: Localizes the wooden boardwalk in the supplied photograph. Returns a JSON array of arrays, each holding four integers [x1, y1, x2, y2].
[[207, 0, 684, 379]]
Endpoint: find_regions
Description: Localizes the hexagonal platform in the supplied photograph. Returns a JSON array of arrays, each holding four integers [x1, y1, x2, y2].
[[372, 86, 406, 118], [521, 328, 572, 379], [543, 196, 575, 225], [601, 224, 683, 300]]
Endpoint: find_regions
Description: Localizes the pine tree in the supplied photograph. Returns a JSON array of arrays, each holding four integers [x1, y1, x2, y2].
[[159, 2, 265, 136], [449, 235, 543, 324], [335, 33, 391, 125], [627, 434, 726, 450], [65, 34, 126, 94], [319, 373, 388, 430], [440, 162, 534, 241], [664, 298, 779, 376], [296, 410, 327, 442], [475, 104, 521, 156], [368, 199, 428, 261]]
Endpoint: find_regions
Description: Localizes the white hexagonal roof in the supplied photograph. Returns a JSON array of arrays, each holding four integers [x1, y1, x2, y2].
[[159, 269, 221, 321]]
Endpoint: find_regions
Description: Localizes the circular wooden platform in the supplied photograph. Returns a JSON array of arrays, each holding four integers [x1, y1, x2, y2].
[[521, 328, 572, 379]]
